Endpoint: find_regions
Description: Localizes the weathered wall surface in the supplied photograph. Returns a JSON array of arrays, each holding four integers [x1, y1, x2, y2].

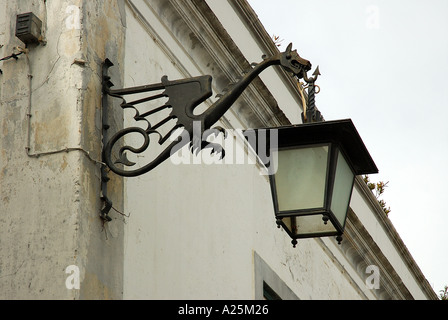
[[0, 0, 435, 300], [0, 0, 125, 299]]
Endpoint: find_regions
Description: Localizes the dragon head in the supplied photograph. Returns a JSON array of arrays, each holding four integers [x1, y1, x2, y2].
[[279, 43, 312, 79]]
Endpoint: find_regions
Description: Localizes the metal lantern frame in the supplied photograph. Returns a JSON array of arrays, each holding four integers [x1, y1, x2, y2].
[[247, 119, 378, 247]]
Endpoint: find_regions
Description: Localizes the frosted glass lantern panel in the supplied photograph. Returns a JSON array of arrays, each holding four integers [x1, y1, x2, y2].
[[330, 150, 354, 227], [274, 146, 328, 212]]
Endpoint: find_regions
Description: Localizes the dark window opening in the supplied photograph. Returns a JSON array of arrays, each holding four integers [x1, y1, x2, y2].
[[263, 282, 282, 300]]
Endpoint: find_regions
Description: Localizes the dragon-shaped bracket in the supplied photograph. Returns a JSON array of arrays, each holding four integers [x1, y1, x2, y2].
[[100, 43, 313, 218]]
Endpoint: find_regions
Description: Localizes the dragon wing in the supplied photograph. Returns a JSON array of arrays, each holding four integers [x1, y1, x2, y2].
[[103, 75, 212, 177]]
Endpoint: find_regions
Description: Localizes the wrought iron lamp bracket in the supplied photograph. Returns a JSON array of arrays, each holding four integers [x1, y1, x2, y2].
[[100, 44, 313, 218]]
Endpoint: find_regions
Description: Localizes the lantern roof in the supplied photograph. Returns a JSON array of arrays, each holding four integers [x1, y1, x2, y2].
[[249, 119, 378, 176]]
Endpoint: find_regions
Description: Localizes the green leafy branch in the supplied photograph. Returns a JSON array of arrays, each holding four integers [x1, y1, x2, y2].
[[440, 285, 448, 300], [363, 175, 391, 216], [271, 34, 284, 47]]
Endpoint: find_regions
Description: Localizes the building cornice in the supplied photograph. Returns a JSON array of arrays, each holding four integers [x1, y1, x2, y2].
[[132, 0, 292, 129], [228, 0, 306, 113], [351, 177, 438, 299], [342, 208, 413, 299]]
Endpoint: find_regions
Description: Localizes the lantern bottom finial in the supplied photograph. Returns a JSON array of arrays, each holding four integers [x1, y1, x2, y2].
[[336, 235, 343, 245], [291, 239, 298, 248]]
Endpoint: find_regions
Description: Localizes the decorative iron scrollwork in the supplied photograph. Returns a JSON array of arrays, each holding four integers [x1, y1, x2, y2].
[[101, 43, 312, 179], [102, 68, 215, 177], [100, 43, 315, 218]]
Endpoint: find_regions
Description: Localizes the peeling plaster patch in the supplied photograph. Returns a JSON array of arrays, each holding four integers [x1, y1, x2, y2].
[[33, 112, 70, 149], [81, 272, 113, 300], [60, 155, 68, 171]]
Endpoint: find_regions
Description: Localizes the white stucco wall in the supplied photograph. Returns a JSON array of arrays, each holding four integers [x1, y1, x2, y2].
[[121, 0, 380, 300]]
